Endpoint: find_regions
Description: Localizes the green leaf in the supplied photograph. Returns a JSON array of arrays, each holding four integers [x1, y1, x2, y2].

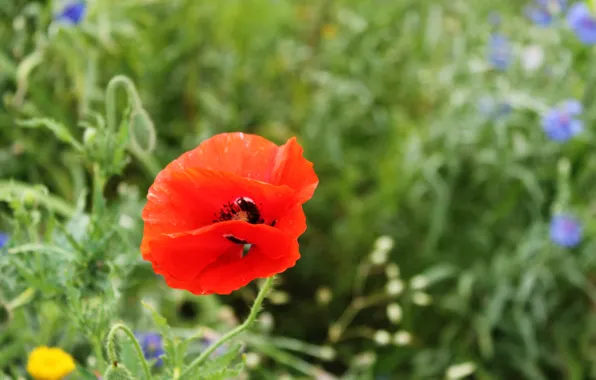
[[17, 118, 84, 152]]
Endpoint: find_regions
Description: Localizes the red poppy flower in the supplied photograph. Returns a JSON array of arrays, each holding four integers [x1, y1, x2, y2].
[[141, 133, 318, 295]]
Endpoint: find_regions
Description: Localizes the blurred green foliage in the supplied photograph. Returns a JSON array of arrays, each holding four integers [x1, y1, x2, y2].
[[2, 0, 596, 379]]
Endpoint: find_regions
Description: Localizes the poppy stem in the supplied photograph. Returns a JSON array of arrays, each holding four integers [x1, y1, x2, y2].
[[105, 323, 153, 379], [179, 277, 275, 379]]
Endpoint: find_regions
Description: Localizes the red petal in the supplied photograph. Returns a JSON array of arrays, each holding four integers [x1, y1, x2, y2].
[[271, 137, 318, 204], [175, 132, 279, 182], [145, 221, 299, 295], [274, 205, 307, 238], [197, 225, 300, 294], [142, 168, 298, 238]]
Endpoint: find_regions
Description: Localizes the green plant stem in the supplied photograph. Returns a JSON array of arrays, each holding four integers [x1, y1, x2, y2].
[[106, 75, 143, 133], [0, 181, 75, 217], [106, 323, 152, 379], [179, 277, 275, 379], [93, 337, 106, 370], [6, 288, 35, 310], [91, 164, 106, 216]]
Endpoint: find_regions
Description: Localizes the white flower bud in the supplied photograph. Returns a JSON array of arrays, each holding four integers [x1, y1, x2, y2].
[[385, 263, 400, 279], [319, 346, 336, 361], [446, 362, 476, 379], [374, 236, 394, 252], [373, 330, 391, 346], [118, 214, 134, 230], [244, 353, 261, 369], [412, 292, 432, 306], [353, 351, 376, 367], [386, 303, 403, 323], [370, 249, 388, 265], [393, 330, 412, 346], [385, 279, 404, 296], [410, 275, 429, 290], [316, 287, 333, 305]]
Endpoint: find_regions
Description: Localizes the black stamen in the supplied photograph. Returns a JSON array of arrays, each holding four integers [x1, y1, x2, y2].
[[225, 234, 248, 245]]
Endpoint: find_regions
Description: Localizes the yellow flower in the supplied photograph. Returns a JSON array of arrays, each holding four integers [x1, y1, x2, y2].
[[27, 346, 76, 380], [321, 24, 338, 40]]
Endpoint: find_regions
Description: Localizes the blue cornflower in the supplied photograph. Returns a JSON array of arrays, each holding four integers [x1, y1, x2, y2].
[[550, 214, 582, 248], [542, 99, 583, 142], [136, 332, 165, 367], [567, 2, 596, 44], [488, 34, 512, 71], [0, 233, 8, 249], [55, 1, 87, 25], [526, 0, 567, 26]]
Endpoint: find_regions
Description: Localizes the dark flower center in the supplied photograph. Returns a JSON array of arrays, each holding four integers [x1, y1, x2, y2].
[[215, 197, 273, 244], [216, 197, 264, 224]]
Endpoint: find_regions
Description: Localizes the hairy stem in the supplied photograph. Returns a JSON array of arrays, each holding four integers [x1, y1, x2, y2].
[[179, 277, 275, 379], [105, 323, 152, 379]]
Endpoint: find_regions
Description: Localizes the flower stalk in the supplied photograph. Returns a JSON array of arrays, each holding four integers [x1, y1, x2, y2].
[[179, 276, 275, 379], [105, 323, 152, 380]]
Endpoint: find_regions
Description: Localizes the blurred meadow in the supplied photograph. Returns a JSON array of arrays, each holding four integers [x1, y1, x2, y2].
[[2, 0, 596, 379]]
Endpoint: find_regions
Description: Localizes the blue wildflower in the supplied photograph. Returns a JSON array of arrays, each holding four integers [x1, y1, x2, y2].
[[55, 1, 87, 25], [136, 332, 165, 367], [488, 34, 512, 71], [542, 99, 583, 142], [550, 214, 582, 248], [567, 2, 596, 44], [526, 0, 567, 26], [0, 233, 8, 249]]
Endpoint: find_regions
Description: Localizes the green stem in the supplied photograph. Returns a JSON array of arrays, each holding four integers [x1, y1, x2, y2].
[[93, 337, 106, 370], [6, 288, 35, 310], [179, 277, 275, 379], [0, 181, 75, 217], [106, 323, 152, 379], [91, 164, 106, 216], [105, 75, 143, 133]]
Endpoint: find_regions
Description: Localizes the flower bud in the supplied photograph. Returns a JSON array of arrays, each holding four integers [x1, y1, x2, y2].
[[446, 362, 476, 379], [393, 330, 412, 346], [374, 236, 394, 252], [104, 365, 135, 380], [386, 303, 403, 324], [353, 351, 376, 367], [385, 263, 400, 279], [370, 249, 388, 265], [373, 330, 391, 346], [319, 346, 336, 361], [385, 279, 404, 296], [412, 292, 432, 306], [244, 352, 261, 369], [315, 287, 333, 305], [410, 275, 429, 290], [83, 127, 97, 146]]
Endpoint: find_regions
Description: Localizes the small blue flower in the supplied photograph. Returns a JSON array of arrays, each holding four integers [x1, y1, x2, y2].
[[55, 1, 87, 25], [526, 0, 567, 26], [550, 214, 582, 248], [542, 99, 583, 142], [0, 233, 8, 249], [136, 332, 165, 367], [488, 34, 512, 71], [567, 2, 596, 44]]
